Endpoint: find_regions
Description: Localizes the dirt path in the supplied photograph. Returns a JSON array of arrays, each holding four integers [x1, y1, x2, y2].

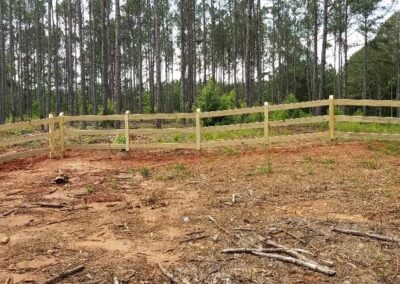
[[1, 141, 400, 283]]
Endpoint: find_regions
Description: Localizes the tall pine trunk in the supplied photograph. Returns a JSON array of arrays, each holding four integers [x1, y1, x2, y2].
[[362, 15, 368, 115], [101, 0, 109, 115], [0, 0, 5, 123], [77, 0, 87, 127], [245, 0, 254, 106], [9, 0, 16, 122], [114, 0, 121, 128], [318, 0, 328, 101]]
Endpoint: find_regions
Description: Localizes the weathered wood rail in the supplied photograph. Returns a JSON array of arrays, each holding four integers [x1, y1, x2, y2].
[[1, 97, 400, 164]]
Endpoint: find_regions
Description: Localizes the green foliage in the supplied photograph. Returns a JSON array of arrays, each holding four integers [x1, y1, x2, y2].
[[113, 134, 126, 144], [269, 94, 310, 121], [86, 185, 95, 195], [142, 91, 151, 114], [139, 166, 150, 178], [335, 121, 400, 134], [156, 163, 191, 180], [194, 81, 235, 126]]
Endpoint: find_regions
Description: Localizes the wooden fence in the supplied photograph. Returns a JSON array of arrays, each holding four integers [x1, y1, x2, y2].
[[1, 97, 400, 164]]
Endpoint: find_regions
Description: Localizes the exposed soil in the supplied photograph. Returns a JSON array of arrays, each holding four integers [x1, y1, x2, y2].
[[0, 141, 400, 283]]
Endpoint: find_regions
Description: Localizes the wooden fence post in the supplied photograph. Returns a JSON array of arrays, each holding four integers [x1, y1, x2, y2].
[[264, 102, 269, 145], [59, 113, 65, 157], [196, 108, 201, 150], [48, 114, 55, 158], [329, 95, 335, 140], [125, 111, 130, 151]]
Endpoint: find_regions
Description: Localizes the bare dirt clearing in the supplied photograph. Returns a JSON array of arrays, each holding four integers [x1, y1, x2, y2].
[[1, 141, 400, 283]]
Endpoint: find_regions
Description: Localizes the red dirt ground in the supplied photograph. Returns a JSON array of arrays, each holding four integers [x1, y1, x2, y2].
[[1, 141, 400, 283]]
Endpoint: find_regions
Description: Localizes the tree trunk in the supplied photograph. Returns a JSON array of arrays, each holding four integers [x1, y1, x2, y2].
[[0, 0, 5, 123], [9, 0, 16, 122], [362, 15, 368, 115], [137, 0, 143, 113], [155, 0, 162, 127], [256, 0, 262, 105], [114, 0, 121, 128], [245, 0, 254, 106], [312, 0, 319, 113], [211, 0, 216, 82], [319, 0, 328, 102], [343, 0, 348, 99], [101, 0, 109, 115], [77, 0, 87, 127], [36, 0, 44, 122], [47, 0, 52, 117], [202, 0, 207, 84], [233, 0, 238, 105]]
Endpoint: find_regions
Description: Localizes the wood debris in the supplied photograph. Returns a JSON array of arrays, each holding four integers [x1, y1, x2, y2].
[[43, 265, 85, 284], [333, 227, 400, 242]]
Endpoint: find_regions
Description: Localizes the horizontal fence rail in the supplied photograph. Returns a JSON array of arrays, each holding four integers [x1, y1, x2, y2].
[[0, 97, 399, 164]]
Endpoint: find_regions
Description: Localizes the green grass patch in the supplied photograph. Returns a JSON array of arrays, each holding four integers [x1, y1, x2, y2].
[[366, 141, 400, 156], [113, 134, 126, 144], [336, 121, 400, 134], [139, 166, 150, 178], [358, 159, 379, 170], [156, 163, 191, 180]]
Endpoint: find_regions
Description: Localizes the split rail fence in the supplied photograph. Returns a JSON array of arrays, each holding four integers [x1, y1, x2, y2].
[[1, 96, 400, 164]]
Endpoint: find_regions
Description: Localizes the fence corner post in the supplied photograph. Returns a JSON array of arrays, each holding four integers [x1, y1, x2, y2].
[[329, 95, 335, 141], [125, 111, 130, 152], [196, 108, 201, 151], [59, 112, 65, 157], [48, 114, 55, 159], [264, 102, 269, 146]]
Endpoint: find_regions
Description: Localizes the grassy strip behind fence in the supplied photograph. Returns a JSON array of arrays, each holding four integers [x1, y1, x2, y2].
[[0, 98, 400, 164]]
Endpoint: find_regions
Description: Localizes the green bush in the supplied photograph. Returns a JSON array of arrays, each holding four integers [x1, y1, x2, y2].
[[193, 81, 235, 126], [113, 134, 126, 144], [269, 94, 310, 121]]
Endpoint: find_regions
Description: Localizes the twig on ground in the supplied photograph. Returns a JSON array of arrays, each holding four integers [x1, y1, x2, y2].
[[186, 230, 205, 236], [233, 227, 255, 232], [46, 217, 80, 226], [157, 263, 181, 284], [265, 240, 314, 262], [37, 202, 66, 209], [180, 235, 209, 244], [1, 209, 17, 217], [43, 265, 85, 284], [221, 247, 285, 254], [281, 228, 307, 244], [332, 227, 400, 242], [201, 263, 224, 283], [252, 252, 336, 276], [208, 216, 230, 235], [208, 216, 254, 246], [5, 276, 12, 284]]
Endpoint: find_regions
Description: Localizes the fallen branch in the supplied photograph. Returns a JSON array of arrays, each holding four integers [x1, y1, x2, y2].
[[1, 209, 17, 217], [180, 235, 209, 244], [157, 263, 181, 284], [208, 216, 230, 235], [332, 227, 400, 242], [252, 252, 336, 276], [280, 228, 307, 244], [37, 202, 65, 209], [221, 247, 285, 254], [201, 263, 223, 283], [208, 216, 254, 246], [46, 217, 80, 226], [265, 240, 313, 262], [43, 265, 85, 284]]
